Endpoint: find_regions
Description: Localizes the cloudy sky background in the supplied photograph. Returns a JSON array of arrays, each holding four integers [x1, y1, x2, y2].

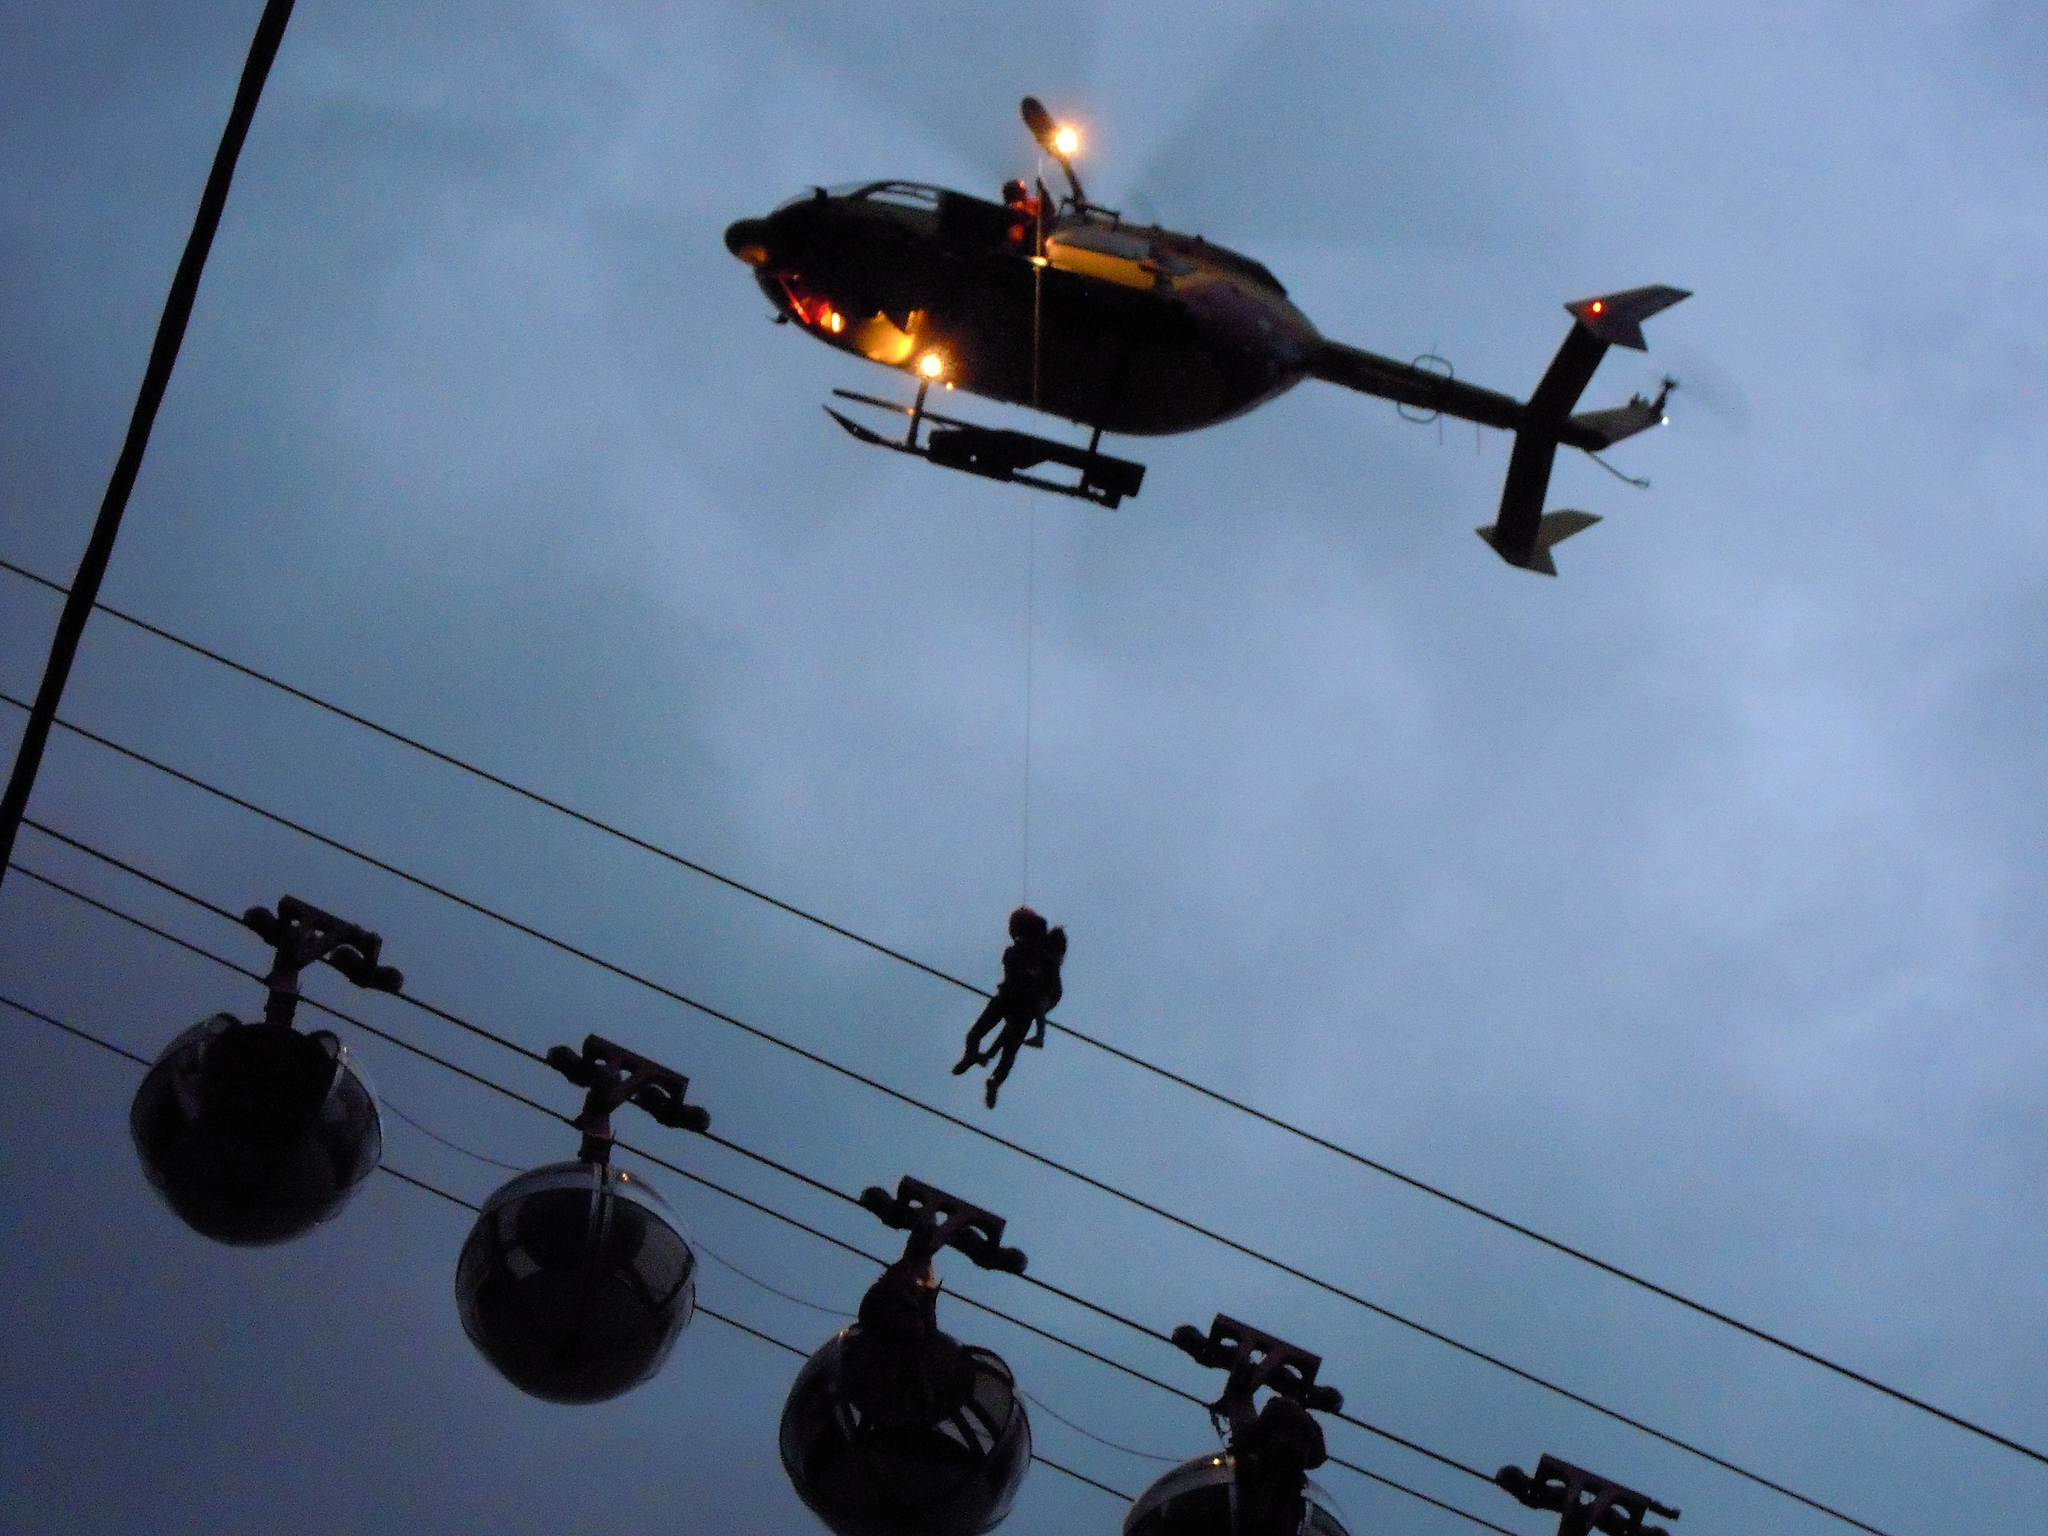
[[3, 2, 2045, 1533]]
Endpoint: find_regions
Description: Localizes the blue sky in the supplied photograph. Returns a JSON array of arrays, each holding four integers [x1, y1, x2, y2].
[[2, 3, 2045, 1534]]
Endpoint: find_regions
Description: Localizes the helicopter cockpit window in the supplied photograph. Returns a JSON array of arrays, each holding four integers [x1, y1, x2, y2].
[[853, 181, 943, 210], [781, 182, 945, 211]]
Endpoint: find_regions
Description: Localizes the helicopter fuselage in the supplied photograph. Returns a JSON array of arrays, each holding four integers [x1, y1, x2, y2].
[[725, 181, 1322, 437]]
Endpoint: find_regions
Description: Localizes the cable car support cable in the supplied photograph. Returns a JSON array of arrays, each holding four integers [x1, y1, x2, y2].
[[0, 833, 1908, 1536], [0, 556, 2032, 1475], [0, 988, 1134, 1504], [0, 978, 1502, 1533], [0, 702, 1969, 1532]]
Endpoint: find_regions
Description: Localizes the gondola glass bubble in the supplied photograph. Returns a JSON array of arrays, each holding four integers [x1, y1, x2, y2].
[[455, 1160, 695, 1404], [1123, 1453, 1350, 1536], [129, 1013, 383, 1246], [780, 1325, 1031, 1536]]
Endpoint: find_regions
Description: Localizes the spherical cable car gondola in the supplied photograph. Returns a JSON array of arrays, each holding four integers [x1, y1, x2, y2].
[[129, 896, 400, 1246], [780, 1175, 1033, 1536], [455, 1033, 709, 1404], [1123, 1315, 1348, 1536]]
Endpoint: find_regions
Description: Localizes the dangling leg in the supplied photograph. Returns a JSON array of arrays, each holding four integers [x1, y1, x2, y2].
[[954, 997, 1005, 1074], [983, 1020, 1027, 1108]]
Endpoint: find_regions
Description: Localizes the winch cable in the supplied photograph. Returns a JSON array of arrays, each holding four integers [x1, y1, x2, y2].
[[1022, 497, 1038, 905]]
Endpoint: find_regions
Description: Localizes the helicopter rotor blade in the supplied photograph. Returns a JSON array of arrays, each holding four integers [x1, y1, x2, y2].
[[733, 0, 1092, 186], [1020, 95, 1087, 206], [1020, 95, 1058, 146], [1648, 340, 1752, 436], [1124, 0, 1572, 248]]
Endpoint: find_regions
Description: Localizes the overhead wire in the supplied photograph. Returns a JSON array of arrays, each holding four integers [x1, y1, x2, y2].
[[380, 1095, 527, 1172], [1, 990, 1151, 1487], [1018, 1388, 1180, 1463], [0, 556, 2030, 1476], [0, 992, 1131, 1506], [691, 1243, 853, 1319], [0, 870, 1536, 1536], [0, 718, 1921, 1536], [0, 983, 1498, 1528], [0, 833, 1904, 1536], [0, 858, 1528, 1534], [0, 0, 299, 884]]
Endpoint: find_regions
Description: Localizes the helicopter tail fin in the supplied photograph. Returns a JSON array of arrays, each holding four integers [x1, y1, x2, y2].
[[1481, 285, 1689, 571], [1476, 510, 1601, 577]]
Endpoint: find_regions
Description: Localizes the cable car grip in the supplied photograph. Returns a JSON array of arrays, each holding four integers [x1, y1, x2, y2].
[[858, 1174, 1029, 1274], [240, 894, 403, 1028], [1494, 1454, 1679, 1536], [1171, 1313, 1344, 1434], [544, 1033, 710, 1162]]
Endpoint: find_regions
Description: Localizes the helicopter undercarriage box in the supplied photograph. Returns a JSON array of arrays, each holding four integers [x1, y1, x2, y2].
[[827, 388, 1146, 509]]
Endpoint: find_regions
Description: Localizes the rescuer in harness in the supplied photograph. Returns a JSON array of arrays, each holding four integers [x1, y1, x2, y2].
[[952, 906, 1066, 1108], [1001, 178, 1041, 249]]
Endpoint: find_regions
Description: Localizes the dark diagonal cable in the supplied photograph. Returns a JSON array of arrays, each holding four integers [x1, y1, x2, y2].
[[0, 990, 1131, 1506], [0, 559, 2033, 1477], [4, 770, 1918, 1533], [0, 0, 299, 884], [0, 891, 1536, 1536], [0, 992, 153, 1067], [5, 802, 1906, 1536], [1, 990, 1188, 1511]]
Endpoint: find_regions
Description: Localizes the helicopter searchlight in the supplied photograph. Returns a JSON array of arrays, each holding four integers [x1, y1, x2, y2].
[[723, 96, 1692, 572]]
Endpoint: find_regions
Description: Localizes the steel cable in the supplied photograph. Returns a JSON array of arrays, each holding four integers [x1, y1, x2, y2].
[[0, 718, 1916, 1535], [0, 555, 2031, 1476], [0, 990, 1131, 1503], [0, 982, 1503, 1529]]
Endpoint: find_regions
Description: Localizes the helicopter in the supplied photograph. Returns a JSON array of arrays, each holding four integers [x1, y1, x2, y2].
[[724, 97, 1689, 575]]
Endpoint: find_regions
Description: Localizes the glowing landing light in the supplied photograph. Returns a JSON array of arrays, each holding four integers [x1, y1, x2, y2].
[[823, 307, 845, 334], [1589, 300, 1605, 314], [1051, 124, 1080, 157], [917, 350, 947, 380]]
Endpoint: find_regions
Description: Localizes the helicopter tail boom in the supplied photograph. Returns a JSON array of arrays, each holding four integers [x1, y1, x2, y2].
[[1314, 284, 1688, 573]]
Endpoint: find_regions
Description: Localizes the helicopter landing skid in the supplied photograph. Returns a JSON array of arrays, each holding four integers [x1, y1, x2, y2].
[[826, 388, 1145, 509]]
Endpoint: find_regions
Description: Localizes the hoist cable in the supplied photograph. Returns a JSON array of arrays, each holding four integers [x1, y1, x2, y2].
[[0, 558, 2026, 1477], [1022, 499, 1037, 906]]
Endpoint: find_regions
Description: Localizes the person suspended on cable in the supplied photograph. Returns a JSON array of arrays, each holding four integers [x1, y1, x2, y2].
[[952, 906, 1066, 1108]]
